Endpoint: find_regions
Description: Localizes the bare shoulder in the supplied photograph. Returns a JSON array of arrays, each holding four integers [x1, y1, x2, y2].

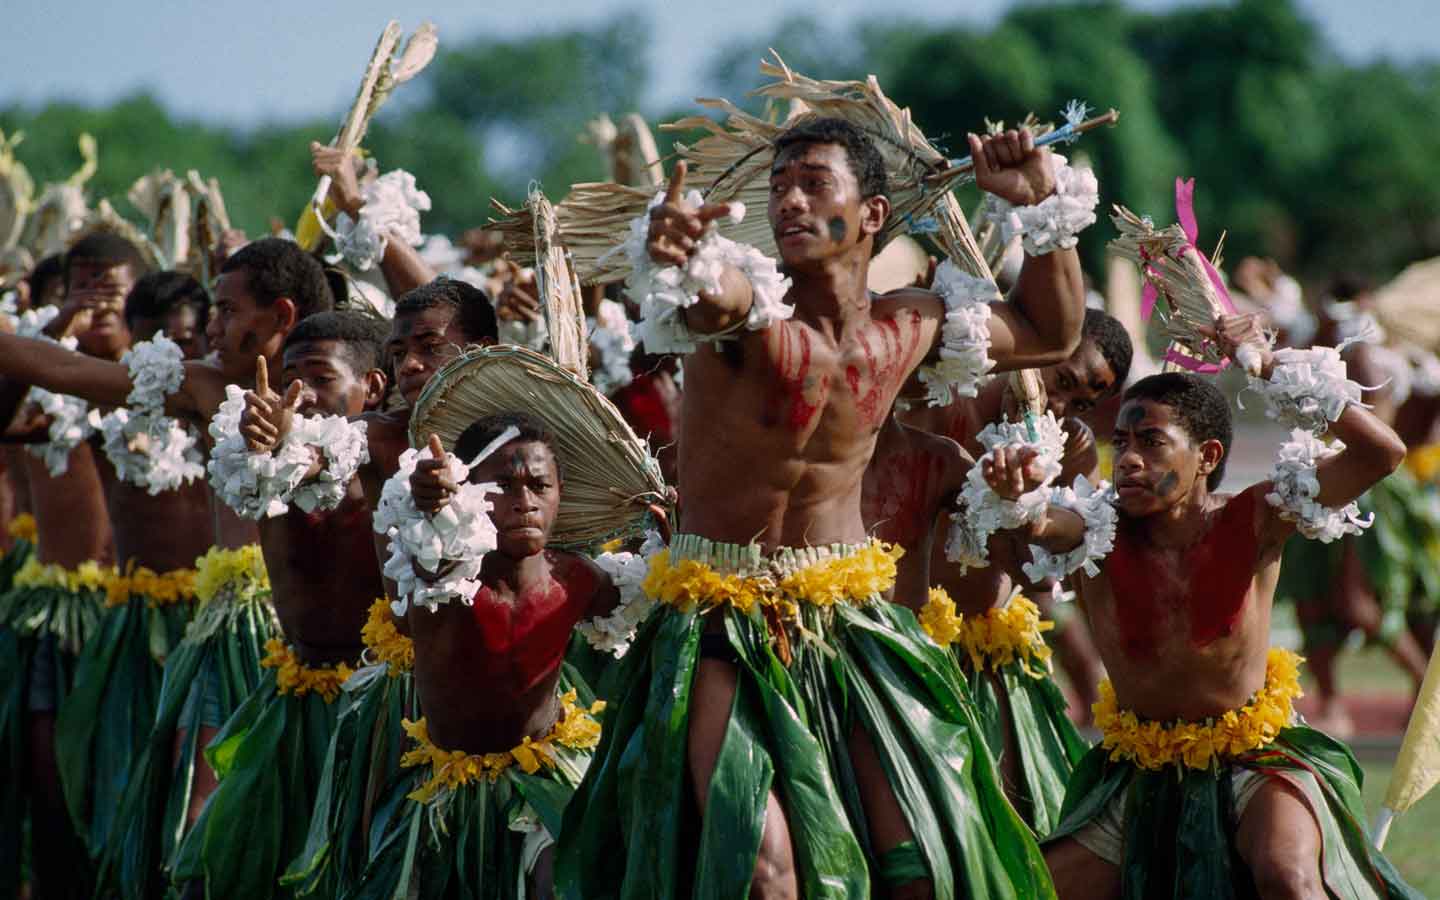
[[873, 285, 944, 321], [1061, 417, 1100, 483], [898, 419, 973, 488], [180, 358, 231, 416], [551, 549, 618, 606]]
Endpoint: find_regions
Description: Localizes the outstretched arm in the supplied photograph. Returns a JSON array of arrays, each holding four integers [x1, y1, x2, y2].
[[646, 161, 752, 335], [970, 131, 1086, 371], [0, 333, 216, 418]]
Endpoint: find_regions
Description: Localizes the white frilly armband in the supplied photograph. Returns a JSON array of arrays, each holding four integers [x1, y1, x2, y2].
[[330, 170, 431, 272], [982, 153, 1099, 256], [588, 298, 636, 395], [374, 433, 513, 616], [917, 260, 997, 406], [945, 413, 1067, 572], [92, 408, 205, 495], [25, 387, 93, 477], [1265, 429, 1372, 542], [577, 534, 664, 657], [612, 191, 792, 354], [1021, 475, 1119, 585], [99, 335, 205, 493], [206, 385, 370, 519], [18, 311, 88, 476], [1247, 346, 1365, 435]]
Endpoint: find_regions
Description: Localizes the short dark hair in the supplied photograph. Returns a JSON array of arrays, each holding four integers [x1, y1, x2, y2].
[[124, 270, 210, 330], [283, 310, 390, 374], [63, 232, 151, 287], [1081, 308, 1133, 390], [25, 254, 64, 307], [1122, 373, 1232, 490], [455, 411, 558, 474], [774, 117, 888, 201], [220, 237, 333, 321], [394, 277, 498, 345]]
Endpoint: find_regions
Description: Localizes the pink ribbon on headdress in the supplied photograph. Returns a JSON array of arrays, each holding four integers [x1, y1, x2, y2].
[[1140, 177, 1238, 374]]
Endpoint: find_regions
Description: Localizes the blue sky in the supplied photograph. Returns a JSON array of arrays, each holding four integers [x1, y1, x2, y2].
[[4, 0, 1437, 126]]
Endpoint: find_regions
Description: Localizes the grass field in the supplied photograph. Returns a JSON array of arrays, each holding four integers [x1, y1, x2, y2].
[[1359, 759, 1440, 896]]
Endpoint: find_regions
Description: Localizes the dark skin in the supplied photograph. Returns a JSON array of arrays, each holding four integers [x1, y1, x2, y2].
[[238, 346, 388, 664], [310, 143, 438, 299], [649, 130, 1085, 899], [409, 436, 617, 900], [986, 315, 1408, 899]]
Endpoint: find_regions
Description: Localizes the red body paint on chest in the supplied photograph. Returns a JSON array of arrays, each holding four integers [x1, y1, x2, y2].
[[466, 563, 597, 693], [847, 313, 924, 428], [1105, 491, 1259, 658], [767, 325, 826, 431]]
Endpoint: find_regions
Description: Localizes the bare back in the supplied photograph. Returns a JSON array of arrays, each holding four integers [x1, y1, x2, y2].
[[861, 417, 968, 609], [679, 290, 941, 548], [1077, 485, 1284, 720], [107, 477, 215, 571]]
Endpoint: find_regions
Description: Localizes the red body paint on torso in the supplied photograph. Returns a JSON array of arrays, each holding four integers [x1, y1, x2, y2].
[[863, 447, 945, 548], [614, 374, 676, 446], [466, 562, 597, 694], [1106, 490, 1259, 658], [847, 312, 924, 428], [766, 324, 826, 431]]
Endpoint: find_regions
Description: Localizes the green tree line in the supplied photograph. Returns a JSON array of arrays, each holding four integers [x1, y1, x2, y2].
[[3, 0, 1437, 281]]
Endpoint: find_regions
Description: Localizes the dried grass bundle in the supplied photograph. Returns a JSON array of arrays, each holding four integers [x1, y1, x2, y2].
[[409, 345, 669, 549]]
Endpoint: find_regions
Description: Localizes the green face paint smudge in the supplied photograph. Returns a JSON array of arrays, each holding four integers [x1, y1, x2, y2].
[[827, 217, 848, 243]]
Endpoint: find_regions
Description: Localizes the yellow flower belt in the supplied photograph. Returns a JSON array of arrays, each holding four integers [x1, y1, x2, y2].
[[13, 557, 113, 594], [260, 639, 355, 704], [6, 513, 37, 545], [1405, 443, 1440, 483], [642, 538, 902, 619], [919, 589, 1054, 679], [193, 544, 271, 607], [1093, 647, 1303, 772], [361, 598, 414, 675], [400, 689, 605, 803], [104, 562, 198, 609]]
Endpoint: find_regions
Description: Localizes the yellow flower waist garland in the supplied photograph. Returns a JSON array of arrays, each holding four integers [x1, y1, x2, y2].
[[641, 540, 903, 618], [6, 513, 37, 545], [193, 544, 270, 607], [104, 561, 198, 609], [13, 557, 113, 594], [260, 639, 354, 704], [400, 689, 605, 803], [919, 588, 1054, 678], [361, 598, 414, 675], [1405, 443, 1440, 483], [1092, 647, 1303, 772]]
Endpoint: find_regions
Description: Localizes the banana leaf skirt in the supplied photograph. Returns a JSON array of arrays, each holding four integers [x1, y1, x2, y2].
[[557, 535, 1053, 900]]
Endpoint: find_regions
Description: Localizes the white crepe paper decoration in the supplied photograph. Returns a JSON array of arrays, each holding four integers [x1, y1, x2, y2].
[[578, 531, 665, 657], [946, 412, 1067, 571], [374, 426, 517, 616], [587, 298, 636, 395], [982, 153, 1099, 256], [92, 407, 205, 494], [609, 190, 791, 354], [330, 169, 431, 271], [1021, 475, 1119, 585], [1246, 346, 1367, 435], [1265, 429, 1372, 542], [25, 387, 93, 476], [917, 260, 998, 406]]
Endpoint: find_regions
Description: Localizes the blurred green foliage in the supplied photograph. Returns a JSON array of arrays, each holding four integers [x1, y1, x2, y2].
[[3, 0, 1438, 281]]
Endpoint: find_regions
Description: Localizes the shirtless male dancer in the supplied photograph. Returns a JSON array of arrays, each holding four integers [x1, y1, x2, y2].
[[981, 314, 1420, 898], [0, 233, 134, 899], [561, 116, 1087, 899], [172, 309, 394, 900]]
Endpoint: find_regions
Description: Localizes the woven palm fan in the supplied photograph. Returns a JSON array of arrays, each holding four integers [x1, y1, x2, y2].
[[296, 21, 439, 250], [488, 188, 590, 378], [1109, 203, 1260, 376], [0, 129, 34, 252], [128, 170, 192, 270], [408, 345, 668, 549], [186, 170, 232, 283], [1374, 257, 1440, 355], [23, 133, 98, 258]]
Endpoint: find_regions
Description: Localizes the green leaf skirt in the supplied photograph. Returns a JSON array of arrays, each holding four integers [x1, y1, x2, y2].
[[961, 658, 1088, 838], [556, 563, 1054, 899], [1047, 726, 1423, 899], [95, 587, 277, 899]]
